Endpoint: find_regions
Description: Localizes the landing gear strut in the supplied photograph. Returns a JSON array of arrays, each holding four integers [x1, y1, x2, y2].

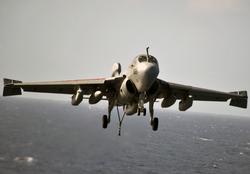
[[102, 100, 115, 129], [137, 93, 146, 116]]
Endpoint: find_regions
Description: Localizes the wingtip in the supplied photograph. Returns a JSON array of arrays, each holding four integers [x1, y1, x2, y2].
[[3, 78, 22, 96], [229, 91, 248, 109]]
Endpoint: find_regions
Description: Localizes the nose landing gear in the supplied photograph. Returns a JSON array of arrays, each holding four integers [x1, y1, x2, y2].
[[137, 92, 147, 116], [137, 108, 146, 116]]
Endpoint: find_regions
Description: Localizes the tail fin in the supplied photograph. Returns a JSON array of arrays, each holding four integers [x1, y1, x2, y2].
[[229, 91, 248, 108], [3, 78, 22, 96]]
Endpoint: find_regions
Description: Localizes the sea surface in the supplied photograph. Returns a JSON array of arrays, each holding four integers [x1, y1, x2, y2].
[[0, 97, 250, 174]]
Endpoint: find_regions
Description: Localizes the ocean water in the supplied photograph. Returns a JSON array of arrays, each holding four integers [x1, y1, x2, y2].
[[0, 98, 250, 174]]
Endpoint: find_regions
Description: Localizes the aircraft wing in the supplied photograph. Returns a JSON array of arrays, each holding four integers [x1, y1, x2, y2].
[[3, 77, 124, 97], [157, 79, 248, 109]]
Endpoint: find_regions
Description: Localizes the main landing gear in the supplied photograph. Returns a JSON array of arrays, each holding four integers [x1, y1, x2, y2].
[[102, 115, 108, 129], [137, 99, 159, 131], [138, 92, 159, 131], [102, 100, 126, 136], [102, 100, 114, 129], [102, 106, 126, 136], [149, 99, 158, 131], [151, 117, 158, 131]]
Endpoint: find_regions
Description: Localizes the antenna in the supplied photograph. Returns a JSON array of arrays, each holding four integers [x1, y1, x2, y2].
[[146, 47, 150, 61]]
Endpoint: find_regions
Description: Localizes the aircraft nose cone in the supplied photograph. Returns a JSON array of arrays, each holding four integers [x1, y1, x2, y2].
[[135, 63, 159, 92], [144, 64, 158, 81]]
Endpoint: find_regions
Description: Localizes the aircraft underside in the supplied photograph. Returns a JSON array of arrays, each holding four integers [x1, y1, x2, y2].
[[2, 48, 248, 136]]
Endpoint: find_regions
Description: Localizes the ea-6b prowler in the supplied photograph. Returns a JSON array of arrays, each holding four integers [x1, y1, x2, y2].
[[3, 48, 248, 135]]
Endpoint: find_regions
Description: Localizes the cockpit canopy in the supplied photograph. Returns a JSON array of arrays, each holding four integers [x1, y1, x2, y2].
[[137, 55, 158, 64]]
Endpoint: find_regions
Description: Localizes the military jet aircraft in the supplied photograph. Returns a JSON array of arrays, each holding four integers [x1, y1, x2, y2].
[[3, 48, 248, 135]]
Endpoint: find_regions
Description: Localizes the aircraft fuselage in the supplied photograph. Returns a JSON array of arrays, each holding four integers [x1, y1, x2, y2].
[[117, 54, 159, 115]]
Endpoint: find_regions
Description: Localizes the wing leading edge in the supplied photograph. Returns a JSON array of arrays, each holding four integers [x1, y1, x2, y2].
[[157, 79, 248, 109], [3, 77, 124, 97]]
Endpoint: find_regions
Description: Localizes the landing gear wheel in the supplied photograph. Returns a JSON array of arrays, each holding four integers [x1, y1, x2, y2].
[[151, 117, 159, 131], [137, 109, 140, 116], [143, 108, 146, 116], [102, 115, 108, 129]]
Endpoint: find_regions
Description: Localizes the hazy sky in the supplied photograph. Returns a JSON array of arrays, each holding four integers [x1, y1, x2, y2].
[[0, 0, 249, 116]]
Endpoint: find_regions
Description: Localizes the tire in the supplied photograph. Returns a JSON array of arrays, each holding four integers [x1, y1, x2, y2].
[[137, 109, 140, 116], [102, 115, 108, 129], [152, 117, 159, 131], [143, 108, 146, 116]]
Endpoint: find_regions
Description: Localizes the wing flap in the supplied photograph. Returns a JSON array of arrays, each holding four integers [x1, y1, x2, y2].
[[20, 84, 75, 94]]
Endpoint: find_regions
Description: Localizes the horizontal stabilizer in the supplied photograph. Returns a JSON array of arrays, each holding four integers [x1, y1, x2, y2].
[[3, 78, 22, 96], [229, 91, 248, 108]]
